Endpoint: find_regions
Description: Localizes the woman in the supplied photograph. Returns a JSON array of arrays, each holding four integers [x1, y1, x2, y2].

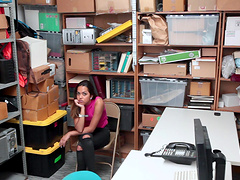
[[59, 80, 110, 172]]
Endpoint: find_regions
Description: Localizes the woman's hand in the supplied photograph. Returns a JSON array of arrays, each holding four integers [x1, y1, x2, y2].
[[74, 99, 85, 108], [59, 132, 71, 147]]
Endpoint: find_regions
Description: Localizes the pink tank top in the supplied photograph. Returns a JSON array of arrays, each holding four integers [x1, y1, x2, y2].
[[85, 96, 108, 128]]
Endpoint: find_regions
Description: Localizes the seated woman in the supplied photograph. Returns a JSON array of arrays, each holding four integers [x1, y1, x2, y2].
[[60, 80, 110, 172]]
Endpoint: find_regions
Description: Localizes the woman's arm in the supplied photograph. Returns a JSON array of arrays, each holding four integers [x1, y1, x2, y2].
[[82, 98, 104, 133], [59, 130, 81, 147], [74, 105, 85, 133]]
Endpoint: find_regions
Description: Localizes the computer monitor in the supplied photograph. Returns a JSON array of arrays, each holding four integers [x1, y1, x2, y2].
[[194, 118, 226, 180]]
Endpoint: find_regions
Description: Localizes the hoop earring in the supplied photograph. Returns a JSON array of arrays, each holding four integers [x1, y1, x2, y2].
[[90, 97, 92, 100]]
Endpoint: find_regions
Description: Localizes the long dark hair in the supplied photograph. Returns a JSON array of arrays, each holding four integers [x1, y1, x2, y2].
[[71, 80, 97, 119]]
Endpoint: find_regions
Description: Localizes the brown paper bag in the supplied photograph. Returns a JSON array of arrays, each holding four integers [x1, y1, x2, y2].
[[142, 14, 169, 45]]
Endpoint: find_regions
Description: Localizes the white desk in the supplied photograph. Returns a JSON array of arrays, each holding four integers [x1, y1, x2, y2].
[[142, 107, 240, 165], [112, 150, 232, 180], [112, 107, 240, 180]]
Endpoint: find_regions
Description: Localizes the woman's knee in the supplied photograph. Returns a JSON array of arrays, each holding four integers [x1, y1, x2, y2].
[[82, 134, 91, 139], [77, 145, 83, 151]]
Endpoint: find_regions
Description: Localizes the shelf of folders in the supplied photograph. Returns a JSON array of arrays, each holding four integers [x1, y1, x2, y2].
[[106, 78, 134, 99]]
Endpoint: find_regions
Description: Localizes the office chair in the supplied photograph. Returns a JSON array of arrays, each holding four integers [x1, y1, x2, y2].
[[63, 170, 101, 180], [96, 101, 121, 178]]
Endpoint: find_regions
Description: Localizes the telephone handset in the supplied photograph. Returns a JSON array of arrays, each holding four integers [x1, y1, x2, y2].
[[145, 142, 197, 165]]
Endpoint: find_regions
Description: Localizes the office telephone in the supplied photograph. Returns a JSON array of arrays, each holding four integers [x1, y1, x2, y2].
[[145, 142, 197, 165]]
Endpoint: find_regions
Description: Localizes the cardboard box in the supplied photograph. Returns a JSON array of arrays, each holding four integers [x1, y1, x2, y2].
[[191, 58, 216, 78], [142, 113, 161, 128], [22, 92, 48, 110], [222, 93, 240, 107], [158, 50, 201, 64], [18, 0, 56, 5], [224, 30, 240, 46], [66, 50, 91, 72], [48, 99, 59, 116], [32, 64, 56, 84], [22, 107, 48, 121], [201, 48, 217, 57], [143, 63, 187, 76], [163, 0, 186, 12], [3, 85, 31, 96], [0, 102, 8, 120], [47, 85, 59, 104], [20, 36, 47, 69], [66, 17, 93, 29], [32, 77, 54, 92], [139, 0, 156, 12], [190, 81, 211, 96], [95, 0, 131, 14], [225, 17, 240, 31], [39, 13, 61, 32], [0, 14, 8, 39], [188, 0, 216, 11], [217, 0, 240, 11], [224, 17, 240, 45], [57, 0, 95, 13]]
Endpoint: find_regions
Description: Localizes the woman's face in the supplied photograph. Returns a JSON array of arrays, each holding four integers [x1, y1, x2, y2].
[[76, 85, 92, 105]]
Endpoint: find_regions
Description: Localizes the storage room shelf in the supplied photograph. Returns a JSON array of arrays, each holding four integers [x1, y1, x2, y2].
[[220, 78, 232, 81], [0, 145, 24, 166], [138, 123, 154, 131], [216, 106, 240, 113], [0, 111, 21, 125], [66, 71, 134, 76], [95, 42, 132, 46], [138, 11, 221, 15], [0, 81, 18, 90], [223, 45, 240, 48], [138, 72, 216, 80], [0, 37, 15, 44], [138, 44, 218, 48]]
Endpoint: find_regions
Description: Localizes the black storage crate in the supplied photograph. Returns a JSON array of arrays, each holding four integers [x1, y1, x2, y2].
[[110, 78, 134, 99], [92, 51, 121, 72], [25, 142, 65, 177], [5, 110, 66, 149], [0, 59, 15, 83], [108, 104, 134, 131], [119, 104, 134, 131]]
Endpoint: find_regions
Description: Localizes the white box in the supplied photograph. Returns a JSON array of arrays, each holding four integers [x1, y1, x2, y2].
[[24, 9, 39, 31], [20, 36, 47, 69], [225, 17, 240, 31], [224, 30, 240, 45], [142, 29, 152, 44], [222, 93, 240, 107], [66, 17, 93, 29]]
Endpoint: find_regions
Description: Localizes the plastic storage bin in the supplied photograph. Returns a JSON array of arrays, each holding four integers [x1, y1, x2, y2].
[[110, 78, 134, 99], [6, 110, 67, 149], [39, 32, 63, 58], [119, 105, 134, 131], [139, 78, 187, 107], [140, 130, 151, 145], [25, 142, 65, 177], [166, 14, 219, 45], [92, 51, 121, 72]]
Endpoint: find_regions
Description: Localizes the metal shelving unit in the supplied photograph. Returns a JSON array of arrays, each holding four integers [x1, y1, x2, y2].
[[0, 1, 27, 176]]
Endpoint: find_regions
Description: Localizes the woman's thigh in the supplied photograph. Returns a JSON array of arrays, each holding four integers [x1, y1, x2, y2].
[[92, 126, 110, 150]]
